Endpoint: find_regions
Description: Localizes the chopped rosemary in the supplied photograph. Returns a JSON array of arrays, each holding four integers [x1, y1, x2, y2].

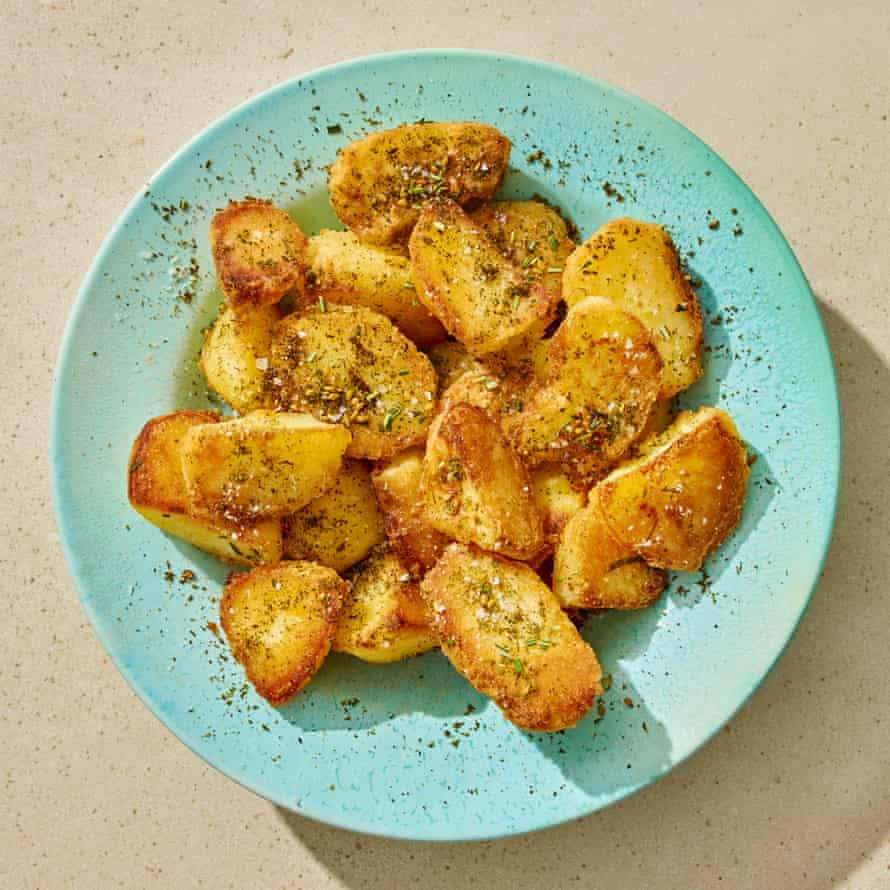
[[380, 404, 402, 432]]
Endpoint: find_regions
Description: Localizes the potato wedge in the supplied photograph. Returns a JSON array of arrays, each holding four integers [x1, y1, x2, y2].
[[334, 545, 438, 662], [421, 544, 602, 731], [328, 121, 510, 245], [530, 464, 586, 541], [199, 302, 281, 413], [427, 340, 483, 391], [301, 229, 446, 347], [127, 411, 281, 565], [422, 402, 544, 560], [409, 199, 559, 355], [220, 561, 347, 705], [210, 198, 308, 309], [267, 305, 437, 460], [471, 199, 575, 297], [282, 460, 385, 572], [553, 499, 667, 610], [181, 410, 350, 522], [503, 296, 663, 484], [596, 407, 749, 571], [371, 447, 450, 577], [562, 218, 702, 397]]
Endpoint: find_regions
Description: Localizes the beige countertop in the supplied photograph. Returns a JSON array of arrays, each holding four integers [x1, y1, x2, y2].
[[3, 1, 889, 887]]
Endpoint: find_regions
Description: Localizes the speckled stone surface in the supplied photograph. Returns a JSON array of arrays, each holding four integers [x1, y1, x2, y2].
[[3, 1, 889, 887]]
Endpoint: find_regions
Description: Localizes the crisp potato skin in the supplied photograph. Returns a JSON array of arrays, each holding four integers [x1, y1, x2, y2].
[[502, 296, 663, 484], [328, 121, 511, 245], [180, 410, 350, 522], [210, 199, 308, 308], [409, 199, 559, 355], [300, 229, 446, 347], [282, 460, 385, 572], [421, 544, 602, 731], [127, 411, 281, 565], [199, 302, 281, 413], [220, 561, 347, 705], [562, 218, 702, 397], [552, 499, 667, 610], [267, 305, 438, 460], [334, 545, 438, 662], [422, 403, 544, 561], [597, 407, 750, 571], [371, 447, 450, 577]]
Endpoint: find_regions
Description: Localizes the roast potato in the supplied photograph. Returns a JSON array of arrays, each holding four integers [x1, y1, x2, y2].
[[267, 305, 437, 460], [210, 198, 307, 309], [180, 410, 350, 522], [301, 229, 446, 347], [127, 411, 281, 565], [409, 199, 559, 355], [220, 561, 347, 705], [421, 402, 544, 561], [529, 464, 586, 541], [562, 218, 702, 397], [596, 407, 749, 571], [371, 446, 450, 577], [426, 339, 483, 391], [421, 544, 602, 731], [334, 545, 438, 662], [282, 460, 385, 572], [328, 121, 510, 244], [199, 302, 281, 413]]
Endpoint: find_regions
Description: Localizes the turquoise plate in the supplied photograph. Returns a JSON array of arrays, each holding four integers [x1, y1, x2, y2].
[[50, 50, 840, 840]]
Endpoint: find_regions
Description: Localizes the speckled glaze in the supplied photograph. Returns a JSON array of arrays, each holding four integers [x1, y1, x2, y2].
[[49, 51, 839, 841]]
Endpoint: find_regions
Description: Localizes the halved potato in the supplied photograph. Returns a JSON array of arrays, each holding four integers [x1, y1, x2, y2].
[[334, 545, 438, 662], [562, 218, 702, 397], [127, 411, 281, 565], [210, 198, 308, 309], [530, 464, 586, 541], [328, 121, 511, 245], [301, 229, 446, 347], [422, 402, 544, 560], [199, 302, 281, 413], [371, 447, 450, 577], [427, 340, 483, 391], [596, 407, 749, 571], [409, 199, 559, 355], [503, 296, 663, 484], [282, 460, 385, 572], [471, 199, 575, 297], [552, 499, 667, 610], [220, 561, 347, 705], [421, 544, 602, 731], [180, 410, 350, 522], [267, 305, 437, 460]]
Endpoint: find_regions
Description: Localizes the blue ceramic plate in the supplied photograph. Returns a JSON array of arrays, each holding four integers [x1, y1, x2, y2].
[[50, 51, 840, 840]]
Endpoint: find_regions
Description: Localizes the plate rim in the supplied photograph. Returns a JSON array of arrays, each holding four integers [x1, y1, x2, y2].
[[49, 48, 842, 841]]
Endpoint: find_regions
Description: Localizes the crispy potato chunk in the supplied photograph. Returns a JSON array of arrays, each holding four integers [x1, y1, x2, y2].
[[371, 447, 450, 577], [127, 411, 281, 565], [437, 368, 526, 418], [562, 218, 702, 397], [503, 296, 663, 483], [329, 121, 510, 245], [181, 410, 350, 522], [597, 407, 749, 571], [421, 544, 602, 731], [199, 302, 281, 413], [638, 398, 676, 443], [210, 199, 308, 309], [267, 305, 437, 460], [409, 199, 559, 355], [220, 561, 347, 705], [530, 464, 586, 541], [471, 200, 575, 298], [422, 403, 544, 560], [553, 499, 667, 609], [301, 229, 446, 347], [282, 460, 385, 572], [427, 340, 483, 391], [334, 545, 438, 662]]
